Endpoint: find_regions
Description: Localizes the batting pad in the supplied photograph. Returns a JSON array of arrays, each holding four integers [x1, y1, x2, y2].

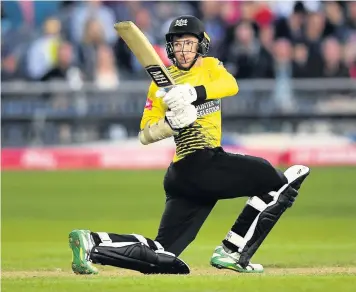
[[237, 164, 310, 267], [90, 243, 190, 274], [90, 232, 190, 274]]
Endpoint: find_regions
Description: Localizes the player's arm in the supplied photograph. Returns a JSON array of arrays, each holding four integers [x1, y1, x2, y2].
[[139, 83, 198, 145], [159, 59, 238, 111], [139, 83, 176, 145], [195, 59, 239, 100]]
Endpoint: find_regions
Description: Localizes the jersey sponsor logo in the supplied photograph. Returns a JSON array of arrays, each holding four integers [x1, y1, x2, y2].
[[196, 99, 221, 118], [146, 65, 173, 87], [175, 19, 188, 27], [144, 97, 153, 110]]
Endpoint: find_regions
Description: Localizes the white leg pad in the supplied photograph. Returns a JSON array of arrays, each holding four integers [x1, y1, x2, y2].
[[154, 241, 164, 250], [131, 234, 149, 247], [224, 231, 245, 250], [284, 165, 310, 184], [99, 242, 137, 248], [247, 196, 267, 212], [96, 232, 112, 243], [268, 183, 288, 198], [238, 182, 289, 250], [224, 164, 309, 254], [244, 195, 284, 249]]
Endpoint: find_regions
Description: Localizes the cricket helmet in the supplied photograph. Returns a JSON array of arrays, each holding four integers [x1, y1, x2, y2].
[[165, 15, 210, 69]]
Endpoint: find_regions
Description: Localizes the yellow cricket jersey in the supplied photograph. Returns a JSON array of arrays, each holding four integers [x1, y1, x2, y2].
[[140, 57, 239, 162]]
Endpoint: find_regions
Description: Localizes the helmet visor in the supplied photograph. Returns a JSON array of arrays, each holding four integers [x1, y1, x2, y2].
[[166, 39, 200, 64]]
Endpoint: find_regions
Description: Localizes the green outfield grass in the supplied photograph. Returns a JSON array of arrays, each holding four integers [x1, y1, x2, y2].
[[2, 167, 356, 292]]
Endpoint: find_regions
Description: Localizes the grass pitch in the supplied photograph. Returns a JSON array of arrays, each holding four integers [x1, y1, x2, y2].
[[2, 167, 356, 291]]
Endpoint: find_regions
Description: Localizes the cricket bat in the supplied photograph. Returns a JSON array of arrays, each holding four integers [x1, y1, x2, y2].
[[114, 21, 175, 88]]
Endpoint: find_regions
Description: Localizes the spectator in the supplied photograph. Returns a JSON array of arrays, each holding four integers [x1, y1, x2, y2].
[[115, 7, 156, 77], [269, 0, 321, 19], [1, 2, 12, 35], [26, 17, 62, 80], [304, 12, 326, 77], [347, 1, 356, 33], [2, 0, 61, 30], [2, 1, 355, 82], [150, 1, 195, 43], [321, 37, 349, 78], [105, 0, 140, 23], [305, 11, 326, 48], [272, 38, 294, 111], [273, 39, 293, 73], [254, 24, 275, 78], [1, 47, 20, 81], [324, 1, 350, 42], [199, 1, 226, 56], [253, 2, 274, 29], [343, 35, 356, 79], [41, 41, 82, 82], [78, 18, 106, 80], [150, 1, 176, 42], [219, 2, 263, 62], [274, 1, 306, 42], [69, 0, 116, 45], [220, 1, 241, 26], [292, 41, 310, 78], [238, 2, 259, 33], [239, 2, 256, 22], [38, 41, 83, 109], [94, 45, 119, 90], [224, 21, 259, 79], [131, 8, 156, 73]]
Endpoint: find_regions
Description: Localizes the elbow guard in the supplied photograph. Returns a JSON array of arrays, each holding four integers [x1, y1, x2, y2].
[[139, 118, 177, 145]]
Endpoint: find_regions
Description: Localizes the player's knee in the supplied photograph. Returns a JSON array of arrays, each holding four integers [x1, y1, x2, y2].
[[250, 155, 272, 168], [251, 157, 287, 190]]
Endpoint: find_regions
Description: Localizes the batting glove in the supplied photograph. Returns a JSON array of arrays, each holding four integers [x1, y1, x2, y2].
[[165, 104, 197, 130], [157, 84, 197, 112]]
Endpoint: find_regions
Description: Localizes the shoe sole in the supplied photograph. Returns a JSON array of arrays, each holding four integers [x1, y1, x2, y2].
[[69, 230, 98, 275], [210, 260, 264, 274]]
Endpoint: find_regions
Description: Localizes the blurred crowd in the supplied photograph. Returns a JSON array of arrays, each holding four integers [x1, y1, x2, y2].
[[2, 0, 356, 88]]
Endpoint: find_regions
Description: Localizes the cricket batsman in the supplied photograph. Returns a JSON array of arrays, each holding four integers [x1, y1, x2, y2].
[[69, 15, 310, 275]]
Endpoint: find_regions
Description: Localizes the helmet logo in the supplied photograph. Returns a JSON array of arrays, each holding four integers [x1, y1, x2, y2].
[[175, 19, 188, 27]]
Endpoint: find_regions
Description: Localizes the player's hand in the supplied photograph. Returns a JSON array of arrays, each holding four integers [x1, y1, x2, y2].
[[157, 84, 197, 112], [165, 104, 197, 130]]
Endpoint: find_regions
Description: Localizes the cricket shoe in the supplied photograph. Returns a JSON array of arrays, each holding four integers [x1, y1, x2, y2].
[[69, 229, 98, 275], [210, 245, 264, 273]]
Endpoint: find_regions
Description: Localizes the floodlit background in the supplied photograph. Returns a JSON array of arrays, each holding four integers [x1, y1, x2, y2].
[[1, 0, 356, 150], [1, 1, 356, 292]]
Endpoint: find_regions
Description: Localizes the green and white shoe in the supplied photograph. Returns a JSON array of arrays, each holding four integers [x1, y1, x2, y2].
[[69, 229, 98, 275], [210, 245, 264, 273]]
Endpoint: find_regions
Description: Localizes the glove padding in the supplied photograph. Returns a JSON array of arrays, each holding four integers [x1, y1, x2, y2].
[[157, 84, 197, 112], [165, 104, 197, 130]]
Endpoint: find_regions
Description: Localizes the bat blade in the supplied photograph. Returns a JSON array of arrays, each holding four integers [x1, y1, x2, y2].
[[114, 21, 175, 88]]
